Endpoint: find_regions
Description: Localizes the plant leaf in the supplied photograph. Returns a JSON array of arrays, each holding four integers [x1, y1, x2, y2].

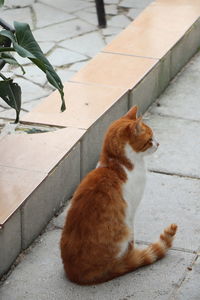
[[13, 21, 66, 110], [0, 52, 25, 74], [0, 30, 16, 44], [0, 0, 4, 7], [0, 79, 21, 123]]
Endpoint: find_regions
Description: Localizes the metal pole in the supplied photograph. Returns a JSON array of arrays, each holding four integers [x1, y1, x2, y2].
[[95, 0, 106, 28]]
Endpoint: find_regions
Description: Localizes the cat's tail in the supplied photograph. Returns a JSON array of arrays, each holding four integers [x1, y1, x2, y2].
[[109, 223, 177, 281]]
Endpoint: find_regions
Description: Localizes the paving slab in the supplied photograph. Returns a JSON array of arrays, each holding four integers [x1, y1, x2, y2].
[[13, 77, 50, 102], [135, 172, 200, 252], [0, 229, 195, 300], [55, 68, 76, 83], [104, 4, 118, 15], [60, 32, 105, 57], [33, 2, 74, 29], [74, 11, 99, 26], [149, 51, 200, 122], [33, 20, 94, 42], [119, 0, 152, 8], [104, 0, 119, 4], [39, 0, 91, 13], [14, 65, 47, 86], [0, 7, 33, 29], [127, 8, 143, 19], [47, 48, 87, 67], [107, 15, 131, 28], [172, 256, 200, 300], [4, 0, 35, 8], [144, 114, 200, 179]]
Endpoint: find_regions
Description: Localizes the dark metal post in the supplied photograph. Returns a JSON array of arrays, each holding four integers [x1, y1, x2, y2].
[[95, 0, 106, 28]]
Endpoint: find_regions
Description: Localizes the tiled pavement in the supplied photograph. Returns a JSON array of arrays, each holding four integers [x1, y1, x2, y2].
[[0, 0, 152, 121]]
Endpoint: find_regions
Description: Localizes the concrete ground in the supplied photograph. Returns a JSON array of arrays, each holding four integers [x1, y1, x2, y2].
[[1, 1, 200, 299], [1, 48, 200, 300]]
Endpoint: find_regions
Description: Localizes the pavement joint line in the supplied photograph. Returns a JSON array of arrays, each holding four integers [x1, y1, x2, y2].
[[168, 253, 199, 300], [37, 0, 92, 16], [136, 240, 196, 255], [149, 111, 200, 124], [102, 50, 160, 60], [29, 5, 37, 30], [149, 169, 200, 181]]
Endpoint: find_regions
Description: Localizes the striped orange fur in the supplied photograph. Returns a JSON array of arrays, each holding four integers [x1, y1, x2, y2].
[[60, 106, 178, 285]]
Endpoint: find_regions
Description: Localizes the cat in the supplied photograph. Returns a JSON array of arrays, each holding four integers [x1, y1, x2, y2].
[[60, 106, 177, 285]]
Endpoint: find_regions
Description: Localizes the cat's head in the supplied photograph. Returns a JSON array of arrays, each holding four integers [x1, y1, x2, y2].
[[102, 106, 159, 159], [123, 106, 159, 156]]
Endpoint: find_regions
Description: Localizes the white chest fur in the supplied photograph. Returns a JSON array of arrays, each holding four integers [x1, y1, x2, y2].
[[123, 144, 146, 229]]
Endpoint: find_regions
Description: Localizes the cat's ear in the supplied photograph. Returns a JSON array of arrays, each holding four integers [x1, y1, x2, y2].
[[135, 116, 143, 135], [123, 106, 138, 120]]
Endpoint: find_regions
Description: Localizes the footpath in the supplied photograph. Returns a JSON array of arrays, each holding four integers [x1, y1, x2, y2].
[[1, 48, 200, 300]]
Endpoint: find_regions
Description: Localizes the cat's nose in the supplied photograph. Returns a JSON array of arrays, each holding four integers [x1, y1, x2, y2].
[[157, 142, 159, 147]]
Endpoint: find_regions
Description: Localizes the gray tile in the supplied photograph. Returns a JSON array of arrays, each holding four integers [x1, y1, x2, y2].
[[135, 172, 200, 251], [14, 77, 50, 102], [174, 256, 200, 300], [47, 48, 87, 67], [33, 3, 74, 29], [104, 0, 119, 4], [4, 0, 34, 8], [0, 7, 33, 29], [74, 11, 98, 26], [150, 50, 200, 122], [0, 210, 21, 278], [55, 69, 76, 83], [0, 228, 195, 300], [81, 93, 128, 177], [14, 64, 47, 86], [107, 15, 130, 28], [119, 0, 152, 8], [127, 8, 143, 20], [33, 20, 94, 42], [21, 144, 80, 249], [39, 0, 91, 13], [60, 32, 105, 57], [144, 114, 200, 179], [104, 4, 118, 15]]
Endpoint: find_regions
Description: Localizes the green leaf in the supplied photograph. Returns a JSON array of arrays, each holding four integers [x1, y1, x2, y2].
[[0, 79, 21, 123], [0, 30, 16, 44], [0, 53, 25, 74], [0, 0, 4, 7], [13, 21, 66, 110]]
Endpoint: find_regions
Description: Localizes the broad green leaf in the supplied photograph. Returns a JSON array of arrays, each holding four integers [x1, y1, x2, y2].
[[0, 30, 16, 44], [0, 79, 21, 123], [0, 53, 25, 74], [0, 0, 4, 7], [13, 21, 66, 110]]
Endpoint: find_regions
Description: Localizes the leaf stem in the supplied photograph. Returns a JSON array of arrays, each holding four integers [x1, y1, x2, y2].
[[0, 47, 15, 52]]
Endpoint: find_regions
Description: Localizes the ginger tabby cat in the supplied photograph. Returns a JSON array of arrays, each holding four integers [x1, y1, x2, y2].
[[60, 106, 177, 285]]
